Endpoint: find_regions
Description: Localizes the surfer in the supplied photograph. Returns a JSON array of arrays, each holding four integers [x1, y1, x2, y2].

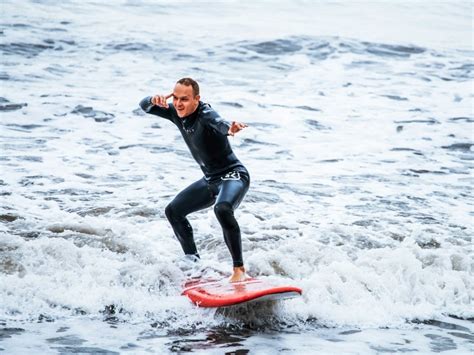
[[139, 78, 249, 282]]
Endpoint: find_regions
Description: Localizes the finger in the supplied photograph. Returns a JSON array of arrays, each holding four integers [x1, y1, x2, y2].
[[162, 95, 169, 108], [162, 95, 170, 108]]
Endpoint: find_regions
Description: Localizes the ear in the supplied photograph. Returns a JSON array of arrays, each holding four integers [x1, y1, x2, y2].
[[195, 95, 201, 101]]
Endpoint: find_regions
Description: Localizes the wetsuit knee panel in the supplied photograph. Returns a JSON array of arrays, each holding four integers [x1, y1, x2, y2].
[[213, 202, 234, 219], [165, 203, 177, 222]]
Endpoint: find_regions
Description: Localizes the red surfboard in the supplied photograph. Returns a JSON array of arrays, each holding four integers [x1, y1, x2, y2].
[[182, 278, 302, 307]]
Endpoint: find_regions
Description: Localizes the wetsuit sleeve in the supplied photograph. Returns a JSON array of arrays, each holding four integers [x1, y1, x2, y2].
[[139, 96, 176, 120], [201, 104, 231, 136]]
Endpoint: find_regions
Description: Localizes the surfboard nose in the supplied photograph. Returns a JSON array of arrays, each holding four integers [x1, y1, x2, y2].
[[182, 278, 302, 307]]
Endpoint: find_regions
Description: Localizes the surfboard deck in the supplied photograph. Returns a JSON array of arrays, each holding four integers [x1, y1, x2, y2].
[[182, 278, 302, 307]]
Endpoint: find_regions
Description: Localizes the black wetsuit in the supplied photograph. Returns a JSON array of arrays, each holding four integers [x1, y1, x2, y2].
[[140, 97, 249, 267]]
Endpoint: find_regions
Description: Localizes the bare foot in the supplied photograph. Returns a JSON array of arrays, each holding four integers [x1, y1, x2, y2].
[[229, 266, 247, 283]]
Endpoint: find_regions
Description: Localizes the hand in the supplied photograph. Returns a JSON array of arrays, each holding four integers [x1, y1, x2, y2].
[[228, 121, 248, 136], [151, 93, 173, 108]]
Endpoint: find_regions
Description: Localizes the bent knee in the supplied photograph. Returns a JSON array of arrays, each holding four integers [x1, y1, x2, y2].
[[165, 203, 178, 222], [214, 202, 234, 219]]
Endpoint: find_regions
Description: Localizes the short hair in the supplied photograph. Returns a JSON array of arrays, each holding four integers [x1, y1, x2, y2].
[[176, 77, 200, 97]]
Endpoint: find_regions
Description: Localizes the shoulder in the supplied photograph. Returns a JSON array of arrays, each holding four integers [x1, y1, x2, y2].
[[199, 101, 214, 114], [167, 103, 180, 122], [196, 102, 230, 135], [198, 101, 219, 119], [168, 103, 178, 115]]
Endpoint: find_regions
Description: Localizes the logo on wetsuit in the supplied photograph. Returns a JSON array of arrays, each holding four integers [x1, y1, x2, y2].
[[221, 171, 241, 181]]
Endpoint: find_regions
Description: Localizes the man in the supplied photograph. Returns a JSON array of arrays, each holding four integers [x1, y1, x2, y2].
[[139, 78, 249, 282]]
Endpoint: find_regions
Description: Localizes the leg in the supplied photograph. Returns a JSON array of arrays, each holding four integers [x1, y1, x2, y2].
[[165, 178, 215, 257], [213, 172, 250, 278]]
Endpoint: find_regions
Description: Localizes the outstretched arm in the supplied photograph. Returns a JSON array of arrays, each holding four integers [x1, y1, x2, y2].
[[202, 104, 248, 136], [139, 93, 175, 119]]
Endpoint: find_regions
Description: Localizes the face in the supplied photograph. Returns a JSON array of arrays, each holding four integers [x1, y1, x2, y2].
[[172, 83, 200, 118]]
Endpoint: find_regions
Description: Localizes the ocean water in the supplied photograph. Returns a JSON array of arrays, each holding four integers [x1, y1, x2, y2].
[[1, 0, 473, 354]]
